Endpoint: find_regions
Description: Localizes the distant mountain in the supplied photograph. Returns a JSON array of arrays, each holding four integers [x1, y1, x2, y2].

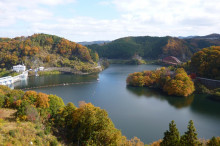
[[191, 33, 220, 40], [178, 33, 220, 40], [178, 36, 199, 39], [78, 41, 111, 46], [88, 34, 220, 61]]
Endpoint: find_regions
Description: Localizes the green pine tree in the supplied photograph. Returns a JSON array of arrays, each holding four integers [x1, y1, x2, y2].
[[161, 120, 180, 146], [180, 120, 198, 146]]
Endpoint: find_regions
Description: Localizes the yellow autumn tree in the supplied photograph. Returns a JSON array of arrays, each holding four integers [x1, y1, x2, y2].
[[35, 92, 50, 108], [70, 102, 124, 145], [163, 68, 195, 97], [190, 46, 220, 79]]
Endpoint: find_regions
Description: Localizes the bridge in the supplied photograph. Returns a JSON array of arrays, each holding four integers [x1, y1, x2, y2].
[[0, 71, 28, 86], [162, 56, 181, 65]]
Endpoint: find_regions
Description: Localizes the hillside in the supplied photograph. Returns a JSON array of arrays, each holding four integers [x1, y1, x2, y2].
[[0, 109, 61, 145], [88, 34, 220, 61], [0, 34, 99, 73]]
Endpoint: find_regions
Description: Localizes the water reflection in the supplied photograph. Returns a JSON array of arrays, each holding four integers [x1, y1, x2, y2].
[[15, 74, 99, 89], [126, 86, 220, 119], [7, 79, 28, 89], [190, 95, 220, 118], [13, 64, 220, 143], [126, 86, 194, 109]]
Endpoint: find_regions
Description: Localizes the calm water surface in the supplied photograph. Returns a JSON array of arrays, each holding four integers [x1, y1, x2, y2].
[[15, 64, 220, 144]]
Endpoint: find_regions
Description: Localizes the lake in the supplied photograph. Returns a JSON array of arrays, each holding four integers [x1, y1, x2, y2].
[[15, 64, 220, 144]]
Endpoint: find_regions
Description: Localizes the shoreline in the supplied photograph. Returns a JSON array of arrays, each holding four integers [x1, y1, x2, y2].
[[28, 66, 103, 76]]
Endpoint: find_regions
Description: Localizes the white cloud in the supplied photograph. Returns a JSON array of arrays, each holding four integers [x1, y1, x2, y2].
[[0, 0, 220, 41], [98, 1, 112, 6], [0, 0, 73, 26], [108, 0, 220, 36]]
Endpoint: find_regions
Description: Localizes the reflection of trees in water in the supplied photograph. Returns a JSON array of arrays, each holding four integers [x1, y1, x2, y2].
[[16, 74, 99, 89], [126, 86, 220, 118], [126, 86, 194, 109], [190, 95, 220, 118]]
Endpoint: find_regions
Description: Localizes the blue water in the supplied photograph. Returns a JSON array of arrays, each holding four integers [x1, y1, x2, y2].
[[15, 64, 220, 144]]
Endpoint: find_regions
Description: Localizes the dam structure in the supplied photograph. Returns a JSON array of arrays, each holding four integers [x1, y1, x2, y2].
[[0, 65, 28, 86]]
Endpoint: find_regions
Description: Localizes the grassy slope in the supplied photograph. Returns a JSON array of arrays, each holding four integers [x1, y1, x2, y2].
[[0, 109, 61, 146]]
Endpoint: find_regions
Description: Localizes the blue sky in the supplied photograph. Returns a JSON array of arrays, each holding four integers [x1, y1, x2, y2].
[[0, 0, 220, 41]]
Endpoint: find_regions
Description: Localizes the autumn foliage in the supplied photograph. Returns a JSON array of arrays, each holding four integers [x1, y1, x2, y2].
[[190, 46, 220, 79], [0, 86, 145, 145], [0, 34, 99, 71], [127, 67, 195, 97]]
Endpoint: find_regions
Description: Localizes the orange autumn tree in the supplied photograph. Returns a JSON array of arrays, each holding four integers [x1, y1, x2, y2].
[[126, 68, 195, 97], [23, 91, 38, 104], [163, 68, 195, 97], [35, 92, 50, 108]]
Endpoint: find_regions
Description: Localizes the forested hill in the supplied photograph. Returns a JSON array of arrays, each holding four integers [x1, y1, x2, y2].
[[0, 34, 99, 72], [87, 34, 220, 60]]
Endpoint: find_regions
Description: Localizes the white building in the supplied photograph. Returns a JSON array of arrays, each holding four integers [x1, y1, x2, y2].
[[13, 64, 26, 72]]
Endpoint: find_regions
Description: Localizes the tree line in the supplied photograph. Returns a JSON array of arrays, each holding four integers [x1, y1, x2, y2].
[[161, 120, 220, 146]]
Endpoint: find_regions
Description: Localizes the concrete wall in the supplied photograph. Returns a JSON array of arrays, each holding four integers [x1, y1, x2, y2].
[[196, 77, 220, 89]]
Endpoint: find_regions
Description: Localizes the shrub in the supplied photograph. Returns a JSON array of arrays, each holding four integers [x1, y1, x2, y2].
[[34, 138, 41, 145], [48, 95, 65, 116], [9, 130, 16, 137], [44, 126, 51, 135], [0, 89, 5, 108], [16, 100, 30, 120], [0, 85, 11, 93], [37, 131, 44, 137], [207, 137, 220, 146], [50, 139, 58, 146], [26, 105, 40, 122], [5, 90, 24, 108]]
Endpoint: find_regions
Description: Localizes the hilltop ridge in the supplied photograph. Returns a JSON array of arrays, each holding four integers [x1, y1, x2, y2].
[[0, 33, 99, 73], [87, 33, 220, 61]]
